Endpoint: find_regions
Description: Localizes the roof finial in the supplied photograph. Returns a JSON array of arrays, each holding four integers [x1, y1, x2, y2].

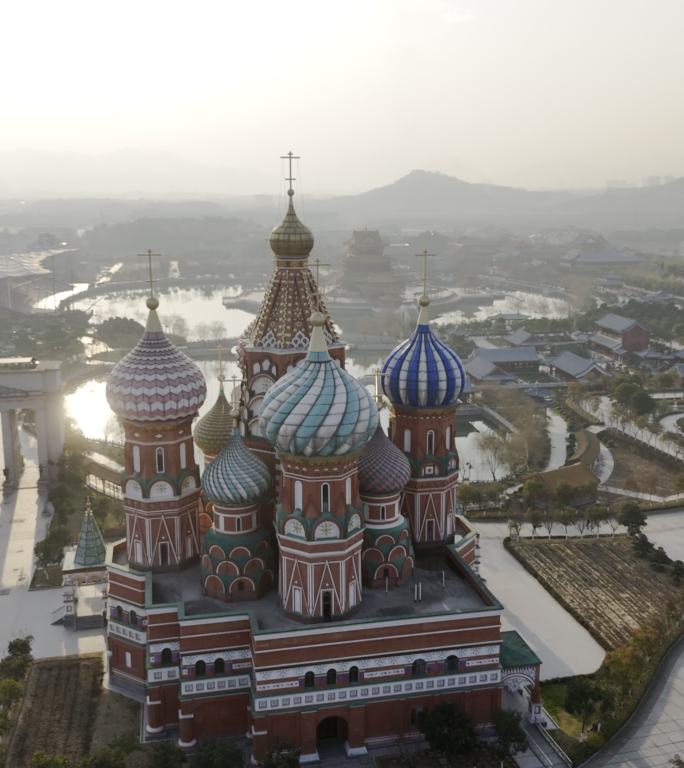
[[138, 249, 161, 310], [372, 367, 384, 407], [416, 249, 434, 324], [227, 374, 242, 428], [281, 150, 301, 198], [308, 311, 327, 354], [312, 256, 330, 312]]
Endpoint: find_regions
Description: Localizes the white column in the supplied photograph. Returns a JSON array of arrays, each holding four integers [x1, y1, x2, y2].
[[44, 395, 65, 464], [34, 407, 49, 479], [1, 410, 20, 486]]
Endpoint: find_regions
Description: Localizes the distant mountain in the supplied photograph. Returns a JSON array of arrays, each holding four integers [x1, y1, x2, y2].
[[560, 177, 684, 229], [309, 170, 577, 226]]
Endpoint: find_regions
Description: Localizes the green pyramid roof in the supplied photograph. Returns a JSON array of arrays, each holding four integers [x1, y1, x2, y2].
[[74, 501, 106, 568]]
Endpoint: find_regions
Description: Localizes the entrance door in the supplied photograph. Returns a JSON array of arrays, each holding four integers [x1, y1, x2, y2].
[[159, 542, 170, 566], [322, 591, 332, 621], [134, 540, 143, 564], [426, 519, 435, 541], [317, 716, 348, 755]]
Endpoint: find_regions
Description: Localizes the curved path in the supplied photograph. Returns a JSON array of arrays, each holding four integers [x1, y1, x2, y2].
[[660, 412, 684, 435], [584, 634, 684, 768]]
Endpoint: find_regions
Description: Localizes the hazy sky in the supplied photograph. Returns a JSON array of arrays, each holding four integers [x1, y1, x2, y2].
[[2, 0, 684, 194]]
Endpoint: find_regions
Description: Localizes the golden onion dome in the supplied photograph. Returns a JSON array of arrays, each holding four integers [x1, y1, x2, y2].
[[269, 190, 314, 259]]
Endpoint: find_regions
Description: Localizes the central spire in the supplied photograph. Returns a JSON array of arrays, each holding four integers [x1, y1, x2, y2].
[[269, 150, 314, 259]]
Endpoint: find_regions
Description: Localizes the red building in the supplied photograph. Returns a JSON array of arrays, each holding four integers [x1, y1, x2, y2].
[[105, 175, 541, 762], [589, 312, 650, 360]]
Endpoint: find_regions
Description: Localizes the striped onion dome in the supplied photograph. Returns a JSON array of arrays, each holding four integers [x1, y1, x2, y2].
[[358, 426, 411, 495], [202, 428, 272, 506], [269, 189, 314, 259], [193, 380, 233, 457], [382, 295, 465, 408], [106, 298, 206, 422], [259, 312, 378, 457]]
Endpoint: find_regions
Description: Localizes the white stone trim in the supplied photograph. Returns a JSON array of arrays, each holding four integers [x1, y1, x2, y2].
[[182, 648, 251, 666], [147, 666, 179, 683], [254, 644, 499, 681], [150, 641, 180, 653], [181, 674, 250, 696], [255, 670, 501, 713], [108, 622, 146, 645]]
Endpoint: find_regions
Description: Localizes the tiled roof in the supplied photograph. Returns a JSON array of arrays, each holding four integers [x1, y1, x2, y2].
[[358, 426, 411, 495], [473, 346, 539, 363], [596, 312, 638, 333], [500, 630, 542, 668], [464, 357, 514, 381], [106, 301, 206, 422], [382, 299, 465, 408], [589, 332, 625, 354], [74, 503, 106, 568], [193, 385, 233, 457], [505, 328, 543, 347], [548, 351, 600, 379], [202, 428, 272, 506]]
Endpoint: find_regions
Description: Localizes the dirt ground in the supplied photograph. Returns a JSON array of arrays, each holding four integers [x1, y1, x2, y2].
[[608, 443, 681, 496]]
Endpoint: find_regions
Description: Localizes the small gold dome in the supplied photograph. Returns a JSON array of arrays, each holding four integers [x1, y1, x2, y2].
[[269, 191, 314, 258]]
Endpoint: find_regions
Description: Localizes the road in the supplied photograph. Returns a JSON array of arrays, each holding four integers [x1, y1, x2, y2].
[[475, 522, 605, 679], [0, 429, 104, 659]]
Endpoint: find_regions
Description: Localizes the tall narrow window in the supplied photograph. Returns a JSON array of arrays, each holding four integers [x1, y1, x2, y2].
[[133, 445, 141, 473], [349, 666, 359, 684], [403, 429, 411, 452], [412, 659, 426, 678], [321, 483, 330, 514], [380, 505, 386, 521], [195, 660, 206, 677], [294, 480, 303, 511], [345, 477, 352, 505], [161, 648, 173, 665], [304, 671, 315, 689], [326, 668, 337, 686], [445, 426, 452, 451], [214, 658, 225, 675], [155, 447, 164, 473], [427, 430, 435, 455], [179, 442, 187, 469]]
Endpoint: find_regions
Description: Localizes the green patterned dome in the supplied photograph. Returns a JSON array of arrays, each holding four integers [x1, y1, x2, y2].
[[193, 384, 233, 457], [269, 190, 314, 259]]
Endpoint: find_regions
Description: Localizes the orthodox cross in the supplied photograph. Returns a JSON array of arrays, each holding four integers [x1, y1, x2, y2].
[[138, 249, 161, 298], [215, 345, 225, 383], [416, 249, 434, 297], [312, 256, 330, 309], [227, 374, 244, 409], [372, 367, 384, 406], [281, 151, 300, 193]]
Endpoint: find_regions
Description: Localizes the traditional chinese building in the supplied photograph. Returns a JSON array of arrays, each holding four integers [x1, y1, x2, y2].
[[104, 161, 542, 763]]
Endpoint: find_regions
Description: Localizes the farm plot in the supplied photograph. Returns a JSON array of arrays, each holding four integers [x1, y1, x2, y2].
[[507, 536, 680, 649], [7, 655, 102, 767]]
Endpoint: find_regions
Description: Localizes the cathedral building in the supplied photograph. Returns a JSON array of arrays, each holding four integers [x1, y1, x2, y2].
[[104, 164, 541, 763]]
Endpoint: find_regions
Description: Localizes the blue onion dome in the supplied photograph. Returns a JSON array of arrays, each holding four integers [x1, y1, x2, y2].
[[202, 427, 272, 506], [259, 312, 378, 457], [107, 297, 206, 421], [269, 189, 314, 259], [193, 379, 233, 457], [381, 295, 465, 408], [359, 426, 411, 495]]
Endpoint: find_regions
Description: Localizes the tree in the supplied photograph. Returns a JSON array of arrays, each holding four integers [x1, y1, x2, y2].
[[633, 533, 654, 559], [673, 560, 684, 585], [587, 506, 607, 537], [618, 503, 647, 536], [28, 754, 71, 768], [523, 476, 545, 510], [419, 703, 477, 757], [146, 741, 186, 768], [188, 739, 242, 768], [607, 513, 621, 536], [558, 507, 576, 539], [477, 432, 508, 482], [457, 482, 481, 510], [651, 546, 670, 571], [555, 482, 576, 509], [0, 636, 33, 680], [261, 739, 300, 768], [575, 509, 589, 538], [0, 678, 22, 709], [565, 677, 602, 732], [632, 390, 656, 416], [84, 750, 125, 768], [493, 709, 528, 757], [542, 510, 557, 539], [527, 509, 543, 538]]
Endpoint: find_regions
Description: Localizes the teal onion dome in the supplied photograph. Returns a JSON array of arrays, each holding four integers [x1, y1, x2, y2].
[[382, 295, 465, 408], [259, 312, 379, 457], [201, 429, 272, 506]]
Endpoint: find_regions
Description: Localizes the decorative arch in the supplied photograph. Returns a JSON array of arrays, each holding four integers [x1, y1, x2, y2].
[[375, 534, 396, 548], [208, 544, 226, 561], [201, 554, 213, 574], [348, 513, 361, 532], [125, 479, 142, 499], [244, 557, 265, 574], [314, 520, 340, 540], [284, 518, 305, 538], [388, 544, 407, 562], [229, 546, 251, 560], [181, 475, 196, 493], [149, 480, 173, 499], [229, 577, 254, 594], [374, 563, 399, 580], [217, 561, 240, 577], [204, 574, 225, 597], [251, 374, 274, 395], [362, 548, 383, 563]]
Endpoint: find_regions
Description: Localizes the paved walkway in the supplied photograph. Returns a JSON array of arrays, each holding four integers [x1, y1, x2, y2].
[[545, 409, 568, 472], [0, 429, 104, 659], [585, 634, 684, 768], [660, 412, 684, 435], [475, 522, 605, 679]]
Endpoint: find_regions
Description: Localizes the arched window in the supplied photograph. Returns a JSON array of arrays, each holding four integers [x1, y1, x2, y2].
[[214, 658, 225, 675], [380, 505, 386, 521], [115, 605, 122, 621], [155, 447, 164, 473], [321, 483, 330, 514], [179, 442, 187, 469], [132, 445, 140, 473], [195, 660, 206, 678], [427, 430, 435, 455], [294, 480, 303, 511], [235, 517, 242, 533], [326, 668, 337, 686], [403, 429, 411, 452], [129, 610, 138, 627], [304, 671, 315, 689], [161, 648, 173, 665], [412, 659, 426, 678], [349, 666, 359, 684], [445, 426, 452, 451], [446, 655, 459, 673]]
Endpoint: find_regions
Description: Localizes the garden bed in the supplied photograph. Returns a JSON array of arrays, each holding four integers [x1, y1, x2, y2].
[[6, 655, 103, 767], [375, 746, 518, 768], [506, 536, 680, 649]]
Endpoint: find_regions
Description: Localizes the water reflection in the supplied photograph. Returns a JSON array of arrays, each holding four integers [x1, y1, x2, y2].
[[455, 420, 510, 483], [435, 291, 572, 326]]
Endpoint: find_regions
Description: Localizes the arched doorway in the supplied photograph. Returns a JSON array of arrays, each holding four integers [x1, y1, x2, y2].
[[317, 716, 347, 757]]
